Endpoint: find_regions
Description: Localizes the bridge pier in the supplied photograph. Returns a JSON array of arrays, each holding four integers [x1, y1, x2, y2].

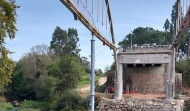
[[166, 62, 171, 100], [166, 48, 176, 100], [114, 63, 123, 100]]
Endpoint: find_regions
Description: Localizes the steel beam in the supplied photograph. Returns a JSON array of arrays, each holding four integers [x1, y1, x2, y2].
[[172, 0, 190, 48], [60, 0, 117, 50]]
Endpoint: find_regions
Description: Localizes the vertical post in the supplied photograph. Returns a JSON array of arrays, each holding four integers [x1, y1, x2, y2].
[[172, 48, 176, 98], [169, 48, 176, 100], [166, 62, 171, 100], [131, 35, 132, 49], [0, 24, 2, 60], [90, 34, 95, 111], [114, 63, 123, 100]]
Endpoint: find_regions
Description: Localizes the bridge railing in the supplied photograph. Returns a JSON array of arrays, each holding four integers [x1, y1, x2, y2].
[[119, 45, 171, 53]]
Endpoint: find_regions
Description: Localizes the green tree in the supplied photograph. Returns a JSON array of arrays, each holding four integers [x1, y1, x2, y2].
[[55, 55, 85, 92], [170, 1, 189, 58], [118, 27, 166, 49], [163, 19, 171, 44], [6, 62, 36, 101], [95, 69, 103, 76], [176, 59, 190, 88], [81, 56, 90, 74], [0, 0, 19, 85], [50, 27, 80, 56], [35, 75, 56, 100]]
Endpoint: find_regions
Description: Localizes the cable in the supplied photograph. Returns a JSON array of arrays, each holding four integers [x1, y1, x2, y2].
[[102, 0, 104, 26], [86, 0, 87, 8], [92, 0, 94, 14], [106, 2, 108, 29], [97, 0, 99, 22], [95, 46, 106, 57]]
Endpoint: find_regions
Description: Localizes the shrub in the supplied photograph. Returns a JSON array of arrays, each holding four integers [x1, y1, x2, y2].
[[55, 90, 90, 111], [20, 100, 51, 110], [18, 108, 39, 111], [0, 102, 14, 110], [174, 94, 179, 99], [35, 75, 56, 100]]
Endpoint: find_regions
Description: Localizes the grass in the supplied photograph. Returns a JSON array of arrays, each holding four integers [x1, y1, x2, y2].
[[79, 75, 101, 86], [18, 108, 39, 111], [0, 102, 14, 111], [20, 100, 51, 110]]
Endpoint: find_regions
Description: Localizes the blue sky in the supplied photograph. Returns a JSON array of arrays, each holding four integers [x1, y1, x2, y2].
[[5, 0, 176, 71]]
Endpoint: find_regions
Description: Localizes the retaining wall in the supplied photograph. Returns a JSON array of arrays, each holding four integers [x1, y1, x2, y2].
[[96, 98, 184, 111]]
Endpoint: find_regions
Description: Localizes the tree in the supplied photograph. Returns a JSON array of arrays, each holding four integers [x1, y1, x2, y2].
[[35, 75, 56, 100], [81, 56, 90, 74], [0, 0, 19, 85], [170, 1, 189, 58], [6, 62, 36, 101], [118, 27, 166, 49], [50, 27, 80, 56], [55, 55, 85, 92], [163, 19, 171, 44], [95, 69, 103, 76]]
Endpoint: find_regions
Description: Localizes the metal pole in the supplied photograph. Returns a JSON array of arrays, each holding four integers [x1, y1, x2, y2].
[[90, 34, 95, 111], [0, 24, 2, 60], [131, 34, 132, 49]]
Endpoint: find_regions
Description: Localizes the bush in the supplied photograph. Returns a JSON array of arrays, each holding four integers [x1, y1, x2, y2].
[[35, 75, 56, 100], [20, 100, 51, 110], [184, 99, 190, 111], [176, 59, 190, 88], [0, 102, 14, 110], [55, 90, 89, 111], [174, 94, 179, 99], [18, 108, 39, 111]]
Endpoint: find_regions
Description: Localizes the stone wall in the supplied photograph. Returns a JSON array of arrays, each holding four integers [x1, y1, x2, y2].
[[123, 65, 166, 93], [175, 73, 182, 94], [96, 98, 184, 111]]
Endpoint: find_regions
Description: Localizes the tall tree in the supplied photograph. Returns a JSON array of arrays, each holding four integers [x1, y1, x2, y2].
[[0, 0, 19, 85], [50, 27, 80, 56], [163, 19, 172, 44]]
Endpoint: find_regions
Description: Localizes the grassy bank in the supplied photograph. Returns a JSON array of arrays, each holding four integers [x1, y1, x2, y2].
[[79, 75, 101, 86]]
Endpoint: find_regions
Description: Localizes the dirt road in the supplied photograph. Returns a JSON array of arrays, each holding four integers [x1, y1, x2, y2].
[[79, 76, 107, 95]]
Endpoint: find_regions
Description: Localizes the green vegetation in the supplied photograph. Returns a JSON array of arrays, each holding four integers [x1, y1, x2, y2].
[[55, 90, 90, 111], [176, 59, 190, 88], [79, 75, 101, 86], [4, 27, 91, 110], [0, 102, 14, 110], [20, 100, 51, 110], [0, 0, 19, 87], [184, 99, 190, 111]]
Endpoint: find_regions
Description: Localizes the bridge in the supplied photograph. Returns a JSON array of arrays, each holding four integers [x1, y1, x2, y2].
[[0, 0, 188, 111], [59, 0, 190, 110]]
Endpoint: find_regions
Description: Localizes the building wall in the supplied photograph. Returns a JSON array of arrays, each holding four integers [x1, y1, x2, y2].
[[123, 65, 166, 93]]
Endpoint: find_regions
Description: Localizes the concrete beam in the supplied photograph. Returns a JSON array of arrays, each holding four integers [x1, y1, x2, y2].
[[118, 54, 171, 64]]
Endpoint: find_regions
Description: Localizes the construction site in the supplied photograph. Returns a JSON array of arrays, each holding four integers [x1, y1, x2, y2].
[[1, 0, 190, 111]]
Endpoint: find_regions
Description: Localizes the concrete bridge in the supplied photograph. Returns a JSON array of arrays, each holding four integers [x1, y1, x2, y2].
[[114, 45, 177, 100]]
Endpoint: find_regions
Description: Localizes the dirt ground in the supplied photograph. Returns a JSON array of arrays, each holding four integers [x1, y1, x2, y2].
[[78, 76, 107, 96]]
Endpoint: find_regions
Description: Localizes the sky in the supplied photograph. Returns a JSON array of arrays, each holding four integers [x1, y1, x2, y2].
[[5, 0, 176, 71]]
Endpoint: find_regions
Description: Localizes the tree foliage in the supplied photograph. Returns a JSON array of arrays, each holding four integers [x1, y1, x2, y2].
[[118, 27, 167, 48], [81, 56, 90, 74], [55, 55, 85, 92], [0, 0, 19, 85], [176, 59, 190, 88], [50, 26, 80, 56]]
